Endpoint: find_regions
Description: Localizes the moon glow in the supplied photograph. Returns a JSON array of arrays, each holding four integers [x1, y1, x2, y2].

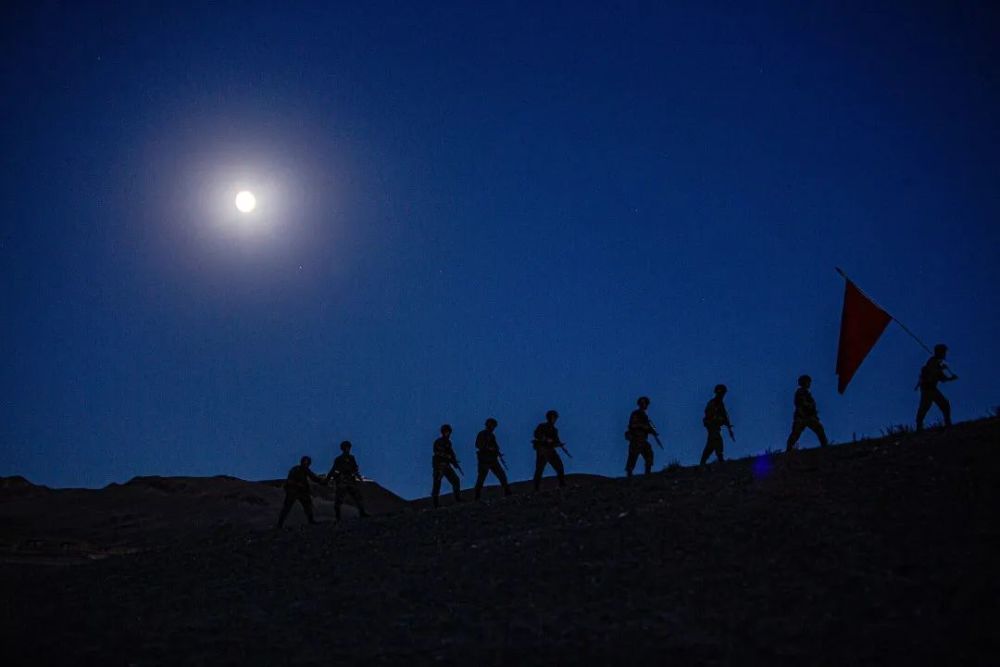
[[235, 190, 257, 213]]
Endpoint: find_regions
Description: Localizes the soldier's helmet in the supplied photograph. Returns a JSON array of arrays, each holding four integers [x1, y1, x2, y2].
[[798, 374, 812, 386], [546, 409, 559, 420], [485, 417, 498, 428], [714, 384, 727, 394], [440, 423, 452, 434], [934, 343, 948, 355], [637, 396, 651, 407], [301, 455, 312, 466], [340, 440, 352, 452]]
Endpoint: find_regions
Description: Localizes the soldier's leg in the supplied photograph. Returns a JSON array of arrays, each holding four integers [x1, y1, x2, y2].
[[641, 442, 654, 474], [533, 451, 547, 491], [491, 462, 512, 494], [474, 463, 489, 500], [625, 442, 640, 477], [548, 449, 566, 487], [916, 390, 934, 431], [808, 419, 830, 447], [349, 485, 369, 517], [932, 389, 952, 427], [334, 484, 345, 520], [786, 420, 806, 451], [444, 466, 461, 501], [432, 467, 443, 508], [300, 493, 317, 524], [700, 430, 717, 465], [277, 491, 296, 527]]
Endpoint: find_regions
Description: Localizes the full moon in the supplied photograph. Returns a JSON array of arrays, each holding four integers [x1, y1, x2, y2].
[[235, 190, 257, 213]]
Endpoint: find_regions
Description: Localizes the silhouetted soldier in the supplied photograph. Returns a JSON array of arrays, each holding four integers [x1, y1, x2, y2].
[[532, 409, 567, 491], [916, 343, 958, 431], [474, 417, 512, 499], [276, 455, 326, 528], [625, 396, 659, 477], [431, 424, 462, 508], [326, 441, 369, 520], [701, 384, 734, 466], [786, 374, 829, 451]]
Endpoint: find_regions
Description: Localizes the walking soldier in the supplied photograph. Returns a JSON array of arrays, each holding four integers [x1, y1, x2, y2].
[[786, 375, 829, 451], [532, 410, 567, 490], [625, 396, 659, 477], [326, 441, 369, 520], [701, 385, 734, 466], [474, 418, 512, 499], [276, 456, 326, 528], [431, 424, 462, 508]]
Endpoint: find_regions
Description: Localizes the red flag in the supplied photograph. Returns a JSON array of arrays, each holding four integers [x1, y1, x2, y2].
[[835, 278, 892, 393]]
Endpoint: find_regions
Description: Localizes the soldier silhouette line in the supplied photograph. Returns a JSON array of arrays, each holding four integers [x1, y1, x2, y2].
[[786, 374, 829, 451], [625, 396, 659, 477], [916, 343, 958, 431], [276, 455, 326, 528], [701, 384, 734, 466], [326, 441, 369, 521], [431, 424, 463, 508], [532, 410, 567, 491], [474, 418, 512, 500]]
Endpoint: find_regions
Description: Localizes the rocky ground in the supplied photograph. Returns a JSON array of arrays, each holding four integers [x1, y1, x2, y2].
[[2, 419, 998, 665]]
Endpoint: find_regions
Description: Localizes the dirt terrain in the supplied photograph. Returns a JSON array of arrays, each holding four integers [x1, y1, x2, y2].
[[2, 419, 998, 665]]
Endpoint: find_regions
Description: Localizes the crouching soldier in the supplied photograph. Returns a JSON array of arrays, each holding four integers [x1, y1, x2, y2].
[[701, 384, 734, 466], [277, 455, 326, 528], [474, 418, 512, 500], [432, 424, 462, 508], [532, 410, 567, 491], [786, 374, 829, 451], [326, 441, 369, 520]]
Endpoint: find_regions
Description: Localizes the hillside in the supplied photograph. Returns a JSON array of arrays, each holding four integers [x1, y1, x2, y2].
[[0, 475, 408, 562], [1, 419, 998, 665]]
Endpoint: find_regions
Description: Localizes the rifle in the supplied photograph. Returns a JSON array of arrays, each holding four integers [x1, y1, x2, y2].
[[558, 442, 573, 459], [454, 460, 464, 476], [649, 420, 664, 450], [727, 424, 736, 441], [498, 452, 509, 471]]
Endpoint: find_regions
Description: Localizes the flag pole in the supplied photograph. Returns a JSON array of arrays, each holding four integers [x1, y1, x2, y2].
[[835, 267, 933, 355]]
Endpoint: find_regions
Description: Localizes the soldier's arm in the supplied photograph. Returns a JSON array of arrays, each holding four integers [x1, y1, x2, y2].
[[627, 412, 641, 431]]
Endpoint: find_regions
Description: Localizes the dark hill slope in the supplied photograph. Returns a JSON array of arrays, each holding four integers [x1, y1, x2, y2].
[[2, 419, 998, 665], [0, 475, 407, 561]]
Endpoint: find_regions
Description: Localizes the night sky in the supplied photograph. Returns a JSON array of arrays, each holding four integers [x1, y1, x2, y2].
[[2, 2, 998, 499]]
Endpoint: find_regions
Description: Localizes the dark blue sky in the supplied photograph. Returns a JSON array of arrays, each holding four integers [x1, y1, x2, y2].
[[2, 2, 998, 498]]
